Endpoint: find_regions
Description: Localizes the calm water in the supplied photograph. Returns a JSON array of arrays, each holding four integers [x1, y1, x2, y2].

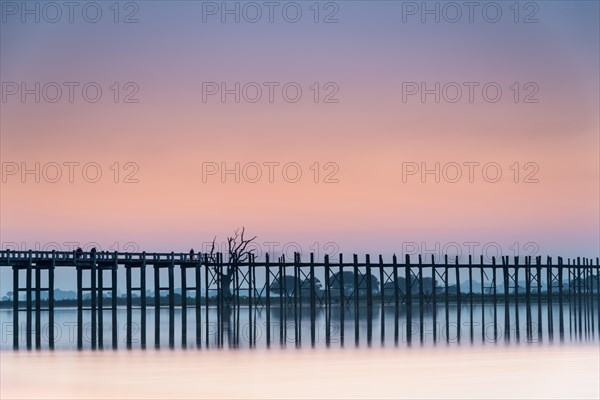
[[1, 302, 598, 350], [2, 345, 599, 399]]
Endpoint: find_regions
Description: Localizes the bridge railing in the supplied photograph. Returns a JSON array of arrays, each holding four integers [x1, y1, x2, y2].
[[1, 249, 599, 268]]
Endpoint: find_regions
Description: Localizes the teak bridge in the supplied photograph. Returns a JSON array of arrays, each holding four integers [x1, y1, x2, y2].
[[1, 250, 598, 350]]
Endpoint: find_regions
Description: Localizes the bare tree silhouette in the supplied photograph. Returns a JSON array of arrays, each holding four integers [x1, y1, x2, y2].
[[206, 227, 257, 300]]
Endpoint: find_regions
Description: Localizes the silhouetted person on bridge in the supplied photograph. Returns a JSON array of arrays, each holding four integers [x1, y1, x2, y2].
[[91, 247, 97, 259], [190, 248, 195, 261], [76, 247, 83, 259]]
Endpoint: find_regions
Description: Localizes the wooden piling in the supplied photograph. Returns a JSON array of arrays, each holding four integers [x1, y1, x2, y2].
[[492, 256, 497, 342], [480, 255, 485, 343], [49, 253, 55, 349], [169, 253, 175, 348], [126, 265, 132, 349], [558, 256, 564, 340], [366, 254, 372, 311], [265, 253, 271, 348], [141, 253, 147, 349], [154, 263, 160, 349], [455, 256, 461, 343], [419, 255, 424, 344], [525, 256, 531, 341], [12, 266, 18, 349], [353, 254, 359, 345], [366, 254, 372, 346], [536, 256, 543, 340], [294, 253, 299, 346], [444, 255, 448, 343], [468, 255, 473, 343], [35, 262, 41, 349], [112, 255, 118, 349], [91, 253, 97, 350], [204, 257, 209, 348], [393, 254, 399, 344], [310, 253, 316, 347], [76, 264, 82, 350], [251, 254, 257, 347], [592, 258, 598, 336], [587, 259, 592, 338], [577, 257, 582, 340], [405, 254, 412, 344], [379, 255, 385, 345], [547, 256, 553, 340], [503, 256, 510, 342], [596, 257, 600, 335], [279, 257, 284, 346], [195, 254, 202, 348], [339, 253, 345, 346], [98, 262, 104, 349], [514, 256, 519, 342], [432, 255, 437, 343], [325, 254, 331, 346], [181, 263, 187, 348], [26, 255, 32, 349]]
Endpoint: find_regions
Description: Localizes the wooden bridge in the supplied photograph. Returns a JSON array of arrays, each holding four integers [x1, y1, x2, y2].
[[0, 250, 598, 350]]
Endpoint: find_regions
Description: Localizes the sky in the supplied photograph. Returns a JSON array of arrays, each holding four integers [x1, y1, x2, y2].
[[1, 0, 599, 293]]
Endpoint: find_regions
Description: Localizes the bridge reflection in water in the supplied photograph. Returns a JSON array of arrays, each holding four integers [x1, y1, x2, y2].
[[1, 250, 598, 350]]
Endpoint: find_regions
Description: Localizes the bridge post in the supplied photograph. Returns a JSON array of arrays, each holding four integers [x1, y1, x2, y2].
[[310, 253, 316, 347], [141, 252, 147, 349], [154, 259, 160, 349], [325, 254, 331, 308], [265, 253, 271, 348], [279, 256, 284, 346], [297, 253, 302, 346], [91, 251, 97, 350], [577, 257, 582, 340], [49, 251, 55, 349], [366, 254, 372, 346], [169, 253, 175, 348], [249, 253, 255, 347], [547, 256, 554, 341], [353, 254, 359, 346], [181, 260, 187, 348], [379, 255, 385, 346], [536, 256, 543, 340], [195, 253, 202, 348], [558, 257, 564, 340], [405, 254, 412, 345], [586, 259, 591, 338], [12, 264, 19, 349], [76, 262, 82, 350], [503, 256, 510, 342], [325, 254, 332, 346], [514, 256, 520, 343], [98, 256, 104, 349], [480, 255, 485, 343], [393, 254, 399, 344], [26, 252, 32, 350], [492, 256, 497, 342], [111, 252, 118, 349], [35, 257, 41, 349], [339, 253, 344, 347], [526, 256, 532, 341], [126, 263, 132, 349], [419, 255, 424, 344], [596, 258, 599, 335], [468, 255, 473, 343], [204, 255, 210, 348], [444, 255, 448, 343], [432, 255, 437, 343]]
